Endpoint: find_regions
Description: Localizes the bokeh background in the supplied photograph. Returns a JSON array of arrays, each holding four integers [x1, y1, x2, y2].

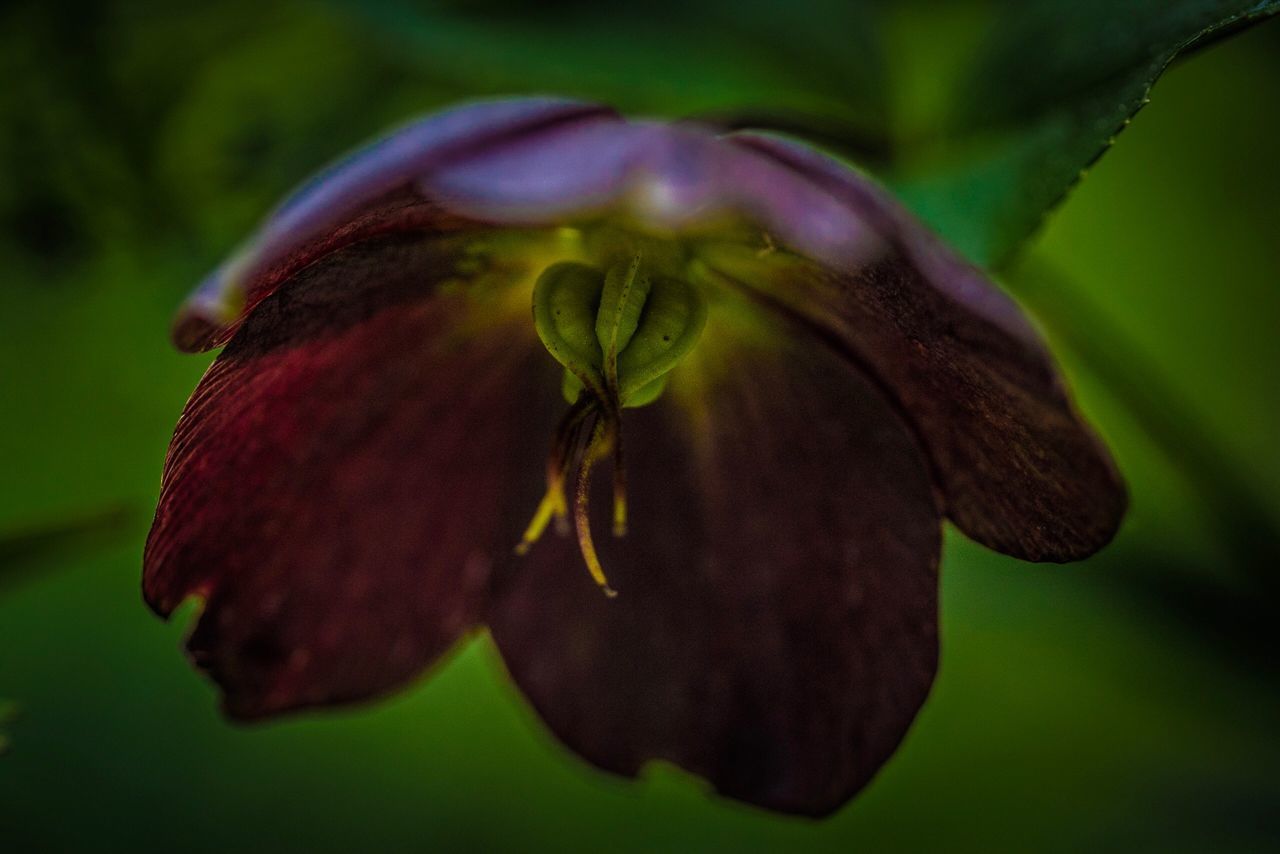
[[2, 1, 1279, 851]]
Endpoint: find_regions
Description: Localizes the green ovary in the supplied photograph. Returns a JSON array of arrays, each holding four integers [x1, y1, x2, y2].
[[532, 254, 708, 409]]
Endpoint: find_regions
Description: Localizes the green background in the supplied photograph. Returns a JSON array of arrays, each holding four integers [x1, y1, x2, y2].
[[2, 1, 1278, 850]]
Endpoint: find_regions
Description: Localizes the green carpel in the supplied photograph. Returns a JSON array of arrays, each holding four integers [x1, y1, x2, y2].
[[533, 254, 706, 408]]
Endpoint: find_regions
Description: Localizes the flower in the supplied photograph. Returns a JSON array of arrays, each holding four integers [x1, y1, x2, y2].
[[144, 98, 1125, 816]]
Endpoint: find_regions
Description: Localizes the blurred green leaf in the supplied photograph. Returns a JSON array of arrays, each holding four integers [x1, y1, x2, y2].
[[0, 699, 17, 756], [892, 0, 1280, 266], [0, 506, 135, 593], [154, 7, 465, 251], [0, 0, 465, 532], [327, 0, 887, 138]]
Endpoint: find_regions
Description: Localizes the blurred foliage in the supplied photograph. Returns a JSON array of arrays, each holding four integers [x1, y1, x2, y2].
[[0, 506, 134, 593], [0, 700, 16, 756], [1, 0, 1279, 850], [896, 0, 1280, 266], [337, 0, 888, 135]]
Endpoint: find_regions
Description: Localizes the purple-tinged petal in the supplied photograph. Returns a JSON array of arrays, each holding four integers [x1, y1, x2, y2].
[[702, 133, 1125, 561], [422, 117, 644, 223], [175, 98, 616, 352], [146, 232, 552, 719], [729, 132, 1039, 341], [431, 119, 884, 268], [488, 307, 941, 816], [270, 99, 608, 226], [177, 104, 896, 354]]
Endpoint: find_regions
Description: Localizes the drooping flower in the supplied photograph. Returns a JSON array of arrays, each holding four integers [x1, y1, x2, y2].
[[144, 98, 1125, 816]]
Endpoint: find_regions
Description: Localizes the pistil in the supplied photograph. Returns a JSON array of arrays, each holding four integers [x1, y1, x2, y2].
[[517, 243, 707, 596]]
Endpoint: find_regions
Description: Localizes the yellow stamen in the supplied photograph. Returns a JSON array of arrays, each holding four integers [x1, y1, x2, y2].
[[514, 397, 593, 555], [574, 419, 618, 598], [515, 478, 566, 555]]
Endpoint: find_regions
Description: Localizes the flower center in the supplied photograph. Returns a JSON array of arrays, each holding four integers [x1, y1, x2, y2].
[[516, 248, 707, 596]]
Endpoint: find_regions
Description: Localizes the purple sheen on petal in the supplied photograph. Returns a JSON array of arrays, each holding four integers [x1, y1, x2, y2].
[[717, 139, 885, 271], [147, 233, 551, 718], [174, 98, 614, 351], [422, 117, 640, 223], [257, 99, 614, 257], [652, 124, 886, 269], [728, 132, 1042, 346], [489, 308, 941, 816], [429, 118, 883, 269], [271, 98, 607, 222], [626, 123, 728, 226]]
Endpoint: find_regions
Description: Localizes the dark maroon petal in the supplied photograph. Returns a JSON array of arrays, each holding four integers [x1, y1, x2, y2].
[[712, 133, 1125, 561], [146, 232, 549, 719], [488, 311, 941, 816]]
